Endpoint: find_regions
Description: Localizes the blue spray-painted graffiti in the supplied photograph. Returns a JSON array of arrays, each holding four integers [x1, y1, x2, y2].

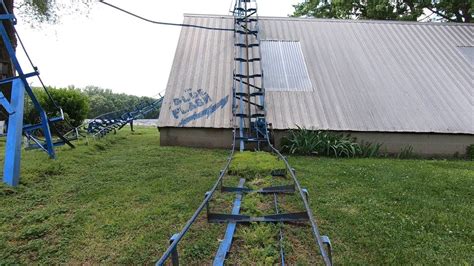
[[178, 95, 229, 127], [172, 89, 212, 119]]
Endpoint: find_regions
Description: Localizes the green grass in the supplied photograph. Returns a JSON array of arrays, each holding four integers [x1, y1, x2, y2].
[[0, 128, 473, 264], [229, 151, 285, 179]]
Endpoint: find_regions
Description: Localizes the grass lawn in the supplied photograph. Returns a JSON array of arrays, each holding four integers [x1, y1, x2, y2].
[[0, 127, 472, 264]]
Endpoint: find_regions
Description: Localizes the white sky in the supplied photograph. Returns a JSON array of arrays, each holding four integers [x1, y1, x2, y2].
[[16, 0, 300, 97]]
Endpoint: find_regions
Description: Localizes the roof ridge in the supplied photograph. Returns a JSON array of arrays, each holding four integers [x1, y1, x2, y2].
[[183, 13, 474, 27]]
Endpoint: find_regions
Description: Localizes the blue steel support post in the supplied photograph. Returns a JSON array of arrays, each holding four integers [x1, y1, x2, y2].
[[169, 233, 180, 266], [3, 79, 25, 186]]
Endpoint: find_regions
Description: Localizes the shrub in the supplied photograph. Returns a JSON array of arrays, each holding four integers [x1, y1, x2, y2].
[[24, 87, 90, 127], [466, 144, 474, 160], [282, 126, 361, 157]]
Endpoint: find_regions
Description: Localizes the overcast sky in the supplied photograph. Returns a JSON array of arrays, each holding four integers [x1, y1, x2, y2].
[[15, 0, 300, 97]]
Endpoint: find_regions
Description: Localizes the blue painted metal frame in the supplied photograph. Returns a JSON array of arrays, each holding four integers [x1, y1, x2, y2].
[[3, 80, 25, 186], [1, 11, 60, 186], [213, 178, 245, 265], [0, 91, 13, 114]]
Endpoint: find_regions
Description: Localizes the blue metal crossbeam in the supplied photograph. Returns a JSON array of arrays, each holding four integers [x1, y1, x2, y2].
[[213, 178, 245, 265], [0, 91, 14, 114]]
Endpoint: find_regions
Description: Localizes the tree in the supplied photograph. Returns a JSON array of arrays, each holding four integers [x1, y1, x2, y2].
[[82, 86, 161, 119], [292, 0, 473, 23], [0, 0, 93, 120]]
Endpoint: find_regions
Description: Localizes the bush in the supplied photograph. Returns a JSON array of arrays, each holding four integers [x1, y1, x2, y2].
[[282, 126, 361, 157], [466, 144, 474, 160], [24, 87, 90, 127]]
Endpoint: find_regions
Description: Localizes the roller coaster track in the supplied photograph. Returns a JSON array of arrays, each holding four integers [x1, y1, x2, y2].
[[84, 95, 164, 138], [156, 126, 332, 265], [156, 2, 331, 263]]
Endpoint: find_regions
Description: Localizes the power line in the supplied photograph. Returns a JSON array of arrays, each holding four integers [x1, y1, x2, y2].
[[98, 0, 233, 31]]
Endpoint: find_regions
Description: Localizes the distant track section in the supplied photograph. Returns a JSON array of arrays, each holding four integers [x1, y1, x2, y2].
[[85, 95, 163, 138]]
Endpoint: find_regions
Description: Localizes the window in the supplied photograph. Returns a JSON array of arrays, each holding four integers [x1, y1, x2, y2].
[[260, 40, 313, 92]]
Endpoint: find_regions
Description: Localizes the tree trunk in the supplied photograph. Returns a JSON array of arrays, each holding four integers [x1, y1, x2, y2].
[[0, 0, 16, 120]]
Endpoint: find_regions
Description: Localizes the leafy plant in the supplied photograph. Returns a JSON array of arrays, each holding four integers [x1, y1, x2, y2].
[[282, 126, 361, 158], [466, 144, 474, 160], [398, 145, 414, 159], [359, 141, 383, 158]]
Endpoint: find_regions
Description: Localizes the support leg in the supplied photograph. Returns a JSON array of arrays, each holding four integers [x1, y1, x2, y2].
[[3, 80, 25, 186], [39, 110, 55, 159], [169, 233, 180, 266]]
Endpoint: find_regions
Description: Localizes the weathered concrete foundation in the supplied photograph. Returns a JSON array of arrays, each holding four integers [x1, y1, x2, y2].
[[159, 127, 234, 149], [159, 127, 474, 156]]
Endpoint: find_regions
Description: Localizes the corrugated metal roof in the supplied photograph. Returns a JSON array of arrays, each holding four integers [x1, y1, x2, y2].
[[158, 14, 474, 134]]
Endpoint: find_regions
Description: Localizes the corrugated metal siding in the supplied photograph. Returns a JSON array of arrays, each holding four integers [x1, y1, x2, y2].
[[158, 16, 234, 129], [458, 46, 474, 64], [158, 15, 474, 134]]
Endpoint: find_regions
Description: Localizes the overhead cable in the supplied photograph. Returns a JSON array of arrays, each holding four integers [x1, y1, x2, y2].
[[98, 0, 233, 31]]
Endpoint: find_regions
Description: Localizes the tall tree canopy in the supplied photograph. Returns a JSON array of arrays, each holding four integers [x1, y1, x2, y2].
[[292, 0, 473, 23], [14, 0, 94, 24]]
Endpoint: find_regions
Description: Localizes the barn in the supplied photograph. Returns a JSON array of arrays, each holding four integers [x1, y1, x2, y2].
[[157, 14, 474, 156]]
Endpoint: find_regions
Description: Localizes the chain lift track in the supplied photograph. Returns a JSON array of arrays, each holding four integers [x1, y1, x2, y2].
[[156, 1, 332, 265], [232, 0, 267, 151]]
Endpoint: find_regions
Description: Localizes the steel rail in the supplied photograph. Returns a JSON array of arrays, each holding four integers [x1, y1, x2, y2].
[[265, 135, 332, 265], [156, 128, 237, 265]]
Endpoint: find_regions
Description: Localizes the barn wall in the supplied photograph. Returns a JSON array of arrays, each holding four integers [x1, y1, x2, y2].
[[273, 131, 474, 156], [159, 127, 234, 149], [160, 127, 474, 157]]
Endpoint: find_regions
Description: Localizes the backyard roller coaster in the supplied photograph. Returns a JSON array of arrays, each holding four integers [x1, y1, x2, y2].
[[0, 1, 163, 186], [155, 1, 333, 264]]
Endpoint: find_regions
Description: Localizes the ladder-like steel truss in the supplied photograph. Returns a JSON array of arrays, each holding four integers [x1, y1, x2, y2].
[[232, 0, 268, 151]]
